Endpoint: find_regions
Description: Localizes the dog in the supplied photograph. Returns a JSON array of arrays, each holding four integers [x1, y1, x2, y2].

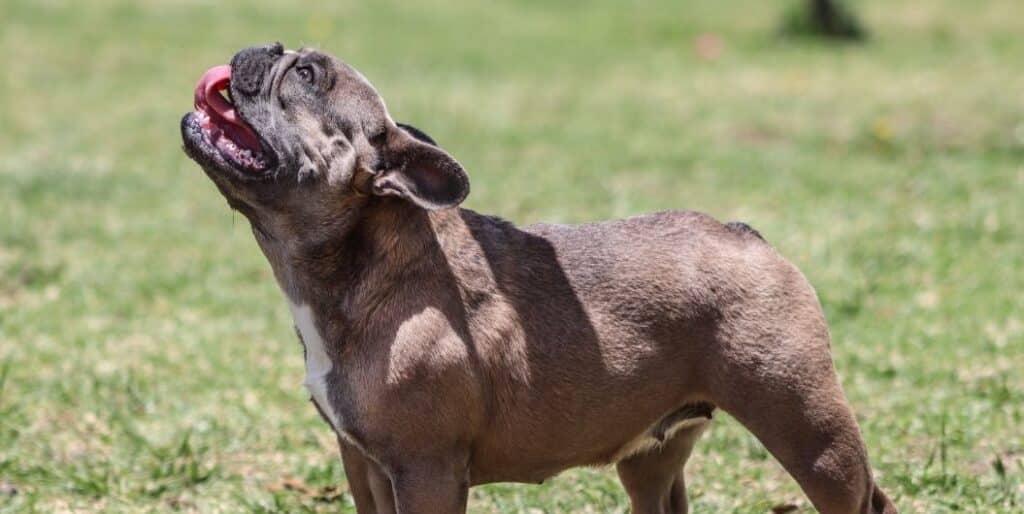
[[180, 43, 897, 514]]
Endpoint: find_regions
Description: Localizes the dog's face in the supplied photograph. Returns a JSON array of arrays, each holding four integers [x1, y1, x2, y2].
[[181, 43, 469, 240]]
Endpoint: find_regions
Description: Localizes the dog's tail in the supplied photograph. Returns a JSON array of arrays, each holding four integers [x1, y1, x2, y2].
[[723, 220, 765, 241]]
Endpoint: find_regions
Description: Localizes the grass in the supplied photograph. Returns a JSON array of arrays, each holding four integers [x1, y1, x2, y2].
[[1, 0, 1022, 512]]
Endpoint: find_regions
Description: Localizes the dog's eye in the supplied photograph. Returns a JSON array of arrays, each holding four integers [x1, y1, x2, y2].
[[295, 65, 315, 84]]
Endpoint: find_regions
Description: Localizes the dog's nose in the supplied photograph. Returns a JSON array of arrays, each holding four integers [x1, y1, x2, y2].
[[230, 43, 285, 97]]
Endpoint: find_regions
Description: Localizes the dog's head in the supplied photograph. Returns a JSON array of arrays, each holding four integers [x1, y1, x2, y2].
[[181, 43, 469, 240]]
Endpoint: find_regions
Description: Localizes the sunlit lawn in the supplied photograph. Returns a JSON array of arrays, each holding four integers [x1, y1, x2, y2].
[[1, 0, 1022, 512]]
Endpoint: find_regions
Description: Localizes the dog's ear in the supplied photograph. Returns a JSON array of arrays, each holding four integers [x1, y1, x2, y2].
[[372, 126, 469, 210], [397, 123, 438, 147]]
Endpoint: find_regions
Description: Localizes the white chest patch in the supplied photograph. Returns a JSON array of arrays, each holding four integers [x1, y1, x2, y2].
[[288, 302, 342, 432]]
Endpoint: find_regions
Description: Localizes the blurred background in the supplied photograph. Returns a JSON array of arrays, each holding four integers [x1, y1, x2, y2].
[[1, 0, 1022, 512]]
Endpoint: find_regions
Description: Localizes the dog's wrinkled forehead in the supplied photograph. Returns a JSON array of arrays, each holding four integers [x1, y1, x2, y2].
[[294, 47, 390, 137]]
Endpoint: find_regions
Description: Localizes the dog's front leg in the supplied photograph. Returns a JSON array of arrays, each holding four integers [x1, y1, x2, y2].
[[389, 457, 470, 514], [339, 439, 395, 514]]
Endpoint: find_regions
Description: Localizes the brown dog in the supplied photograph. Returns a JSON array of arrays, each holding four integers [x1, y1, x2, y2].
[[180, 43, 897, 514]]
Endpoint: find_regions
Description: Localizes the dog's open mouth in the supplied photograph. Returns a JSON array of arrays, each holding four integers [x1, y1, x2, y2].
[[190, 65, 268, 171]]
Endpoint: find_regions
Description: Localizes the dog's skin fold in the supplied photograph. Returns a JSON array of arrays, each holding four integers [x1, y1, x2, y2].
[[181, 43, 897, 514]]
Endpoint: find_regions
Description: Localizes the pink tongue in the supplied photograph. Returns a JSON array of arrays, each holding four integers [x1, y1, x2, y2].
[[194, 65, 262, 152]]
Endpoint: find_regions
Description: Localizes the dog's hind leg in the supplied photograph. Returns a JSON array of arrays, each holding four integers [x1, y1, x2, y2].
[[710, 297, 897, 513], [714, 368, 895, 513], [616, 422, 708, 514]]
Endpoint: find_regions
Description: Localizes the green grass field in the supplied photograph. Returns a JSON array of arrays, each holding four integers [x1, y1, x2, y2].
[[2, 0, 1022, 512]]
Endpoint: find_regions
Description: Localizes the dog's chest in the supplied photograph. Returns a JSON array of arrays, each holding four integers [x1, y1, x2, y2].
[[289, 302, 343, 432]]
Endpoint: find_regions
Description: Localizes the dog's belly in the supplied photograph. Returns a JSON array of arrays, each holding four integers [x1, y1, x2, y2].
[[468, 402, 715, 485], [608, 412, 711, 463]]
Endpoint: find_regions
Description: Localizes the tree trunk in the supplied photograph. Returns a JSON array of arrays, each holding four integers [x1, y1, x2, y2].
[[808, 0, 865, 39]]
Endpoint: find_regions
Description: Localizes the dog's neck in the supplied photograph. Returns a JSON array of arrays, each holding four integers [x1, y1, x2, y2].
[[254, 198, 462, 323]]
